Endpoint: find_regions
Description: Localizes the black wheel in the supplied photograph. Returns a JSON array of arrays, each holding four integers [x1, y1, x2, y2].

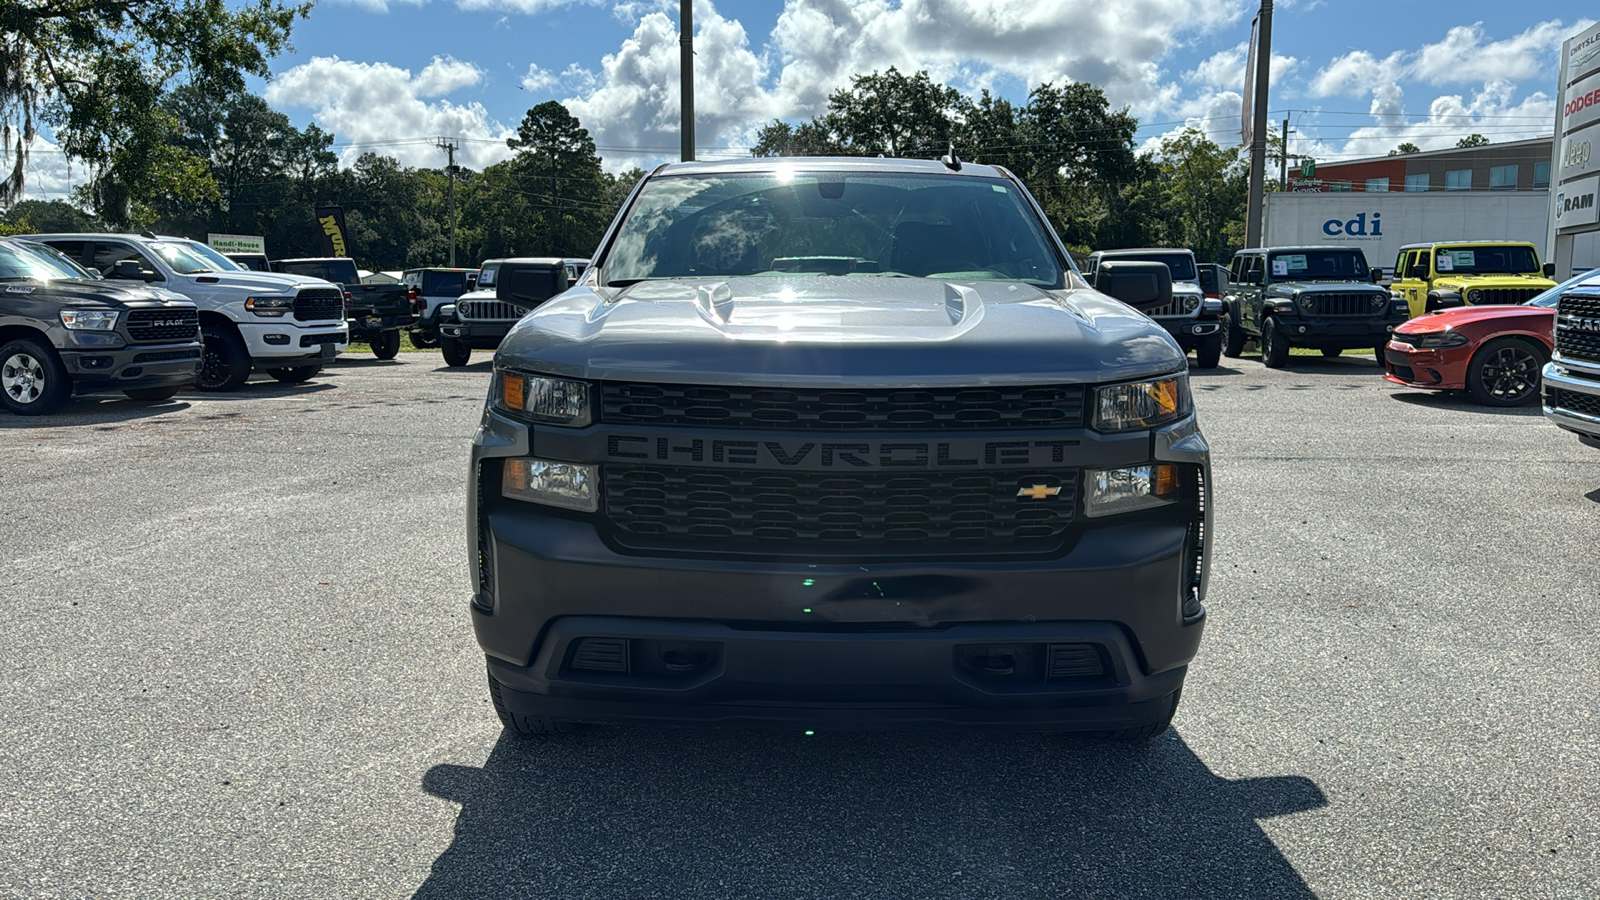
[[267, 365, 322, 384], [1321, 347, 1342, 358], [410, 330, 438, 349], [372, 330, 401, 360], [197, 325, 251, 392], [1466, 337, 1543, 407], [440, 337, 472, 367], [488, 666, 582, 737], [122, 386, 181, 401], [1374, 344, 1389, 367], [1259, 317, 1289, 368], [1223, 308, 1246, 358], [1193, 335, 1222, 369], [1100, 688, 1182, 741], [0, 337, 70, 416]]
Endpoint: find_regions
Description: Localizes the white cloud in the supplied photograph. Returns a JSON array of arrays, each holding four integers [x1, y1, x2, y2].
[[8, 137, 87, 203], [1186, 42, 1300, 91], [520, 63, 560, 93], [1310, 19, 1590, 98], [324, 0, 594, 13], [265, 56, 515, 170]]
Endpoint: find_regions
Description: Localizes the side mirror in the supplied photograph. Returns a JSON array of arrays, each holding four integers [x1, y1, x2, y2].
[[465, 273, 479, 292], [1198, 268, 1217, 293], [496, 261, 568, 311], [1096, 260, 1173, 311], [112, 260, 144, 280], [84, 267, 102, 279], [1371, 268, 1385, 283], [1544, 262, 1556, 277]]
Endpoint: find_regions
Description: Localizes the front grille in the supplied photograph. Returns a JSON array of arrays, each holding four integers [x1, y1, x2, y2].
[[132, 348, 201, 363], [1144, 295, 1201, 318], [1472, 288, 1541, 305], [125, 308, 199, 343], [300, 332, 343, 348], [603, 464, 1079, 556], [1555, 294, 1600, 363], [600, 382, 1086, 431], [1309, 293, 1382, 316], [1389, 362, 1416, 381], [1546, 387, 1600, 417], [458, 299, 525, 322], [294, 288, 344, 322]]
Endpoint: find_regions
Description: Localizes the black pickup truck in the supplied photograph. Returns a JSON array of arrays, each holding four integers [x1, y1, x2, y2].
[[468, 157, 1212, 739], [0, 238, 201, 415], [272, 257, 415, 358]]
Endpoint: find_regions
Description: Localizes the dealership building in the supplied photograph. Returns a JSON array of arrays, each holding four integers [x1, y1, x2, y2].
[[1262, 136, 1599, 274]]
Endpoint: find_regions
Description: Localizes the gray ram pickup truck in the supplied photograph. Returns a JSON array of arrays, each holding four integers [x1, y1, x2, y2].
[[470, 157, 1212, 738]]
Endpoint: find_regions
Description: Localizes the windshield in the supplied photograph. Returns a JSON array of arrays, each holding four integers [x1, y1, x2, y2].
[[183, 242, 244, 272], [149, 241, 227, 275], [1526, 268, 1600, 307], [1435, 246, 1541, 276], [0, 240, 94, 280], [422, 270, 470, 296], [1267, 250, 1368, 281], [1103, 253, 1197, 281], [603, 171, 1066, 287], [278, 259, 359, 283]]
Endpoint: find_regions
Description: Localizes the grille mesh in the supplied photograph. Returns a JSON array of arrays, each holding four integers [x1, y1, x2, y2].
[[1144, 295, 1201, 318], [458, 299, 525, 322], [1309, 293, 1383, 316], [600, 382, 1086, 431], [1555, 294, 1600, 363], [603, 464, 1079, 556], [294, 289, 344, 322], [1546, 387, 1600, 417], [132, 348, 200, 363], [1473, 288, 1542, 305], [125, 308, 198, 343]]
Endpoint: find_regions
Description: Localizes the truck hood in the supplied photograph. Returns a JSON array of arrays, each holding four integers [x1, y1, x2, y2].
[[7, 279, 194, 308], [1272, 281, 1388, 294], [497, 276, 1185, 386], [1432, 275, 1557, 292], [178, 271, 335, 293]]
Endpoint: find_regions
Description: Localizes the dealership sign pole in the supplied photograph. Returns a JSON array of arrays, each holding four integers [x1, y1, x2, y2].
[[1244, 0, 1273, 248], [1549, 21, 1600, 279]]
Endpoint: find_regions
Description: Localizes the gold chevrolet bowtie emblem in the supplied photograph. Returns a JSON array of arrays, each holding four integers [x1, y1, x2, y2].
[[1016, 484, 1062, 500]]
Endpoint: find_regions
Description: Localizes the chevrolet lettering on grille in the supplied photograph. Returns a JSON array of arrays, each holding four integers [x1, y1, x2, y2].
[[605, 435, 1081, 470]]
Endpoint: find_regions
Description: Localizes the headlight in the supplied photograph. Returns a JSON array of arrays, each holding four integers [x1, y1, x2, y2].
[[59, 309, 119, 331], [1412, 331, 1470, 349], [1085, 464, 1181, 518], [1299, 296, 1314, 310], [1093, 375, 1191, 433], [245, 296, 294, 317], [502, 458, 597, 511], [496, 371, 592, 426], [1370, 294, 1388, 309], [1466, 289, 1481, 303]]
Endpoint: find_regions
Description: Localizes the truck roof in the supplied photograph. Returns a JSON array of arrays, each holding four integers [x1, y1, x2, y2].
[[1234, 246, 1364, 254], [650, 155, 1008, 179], [1092, 248, 1195, 256]]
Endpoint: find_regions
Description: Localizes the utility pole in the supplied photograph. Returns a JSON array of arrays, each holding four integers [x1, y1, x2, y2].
[[437, 138, 458, 266], [680, 0, 695, 162], [1279, 116, 1293, 191], [1244, 0, 1273, 247]]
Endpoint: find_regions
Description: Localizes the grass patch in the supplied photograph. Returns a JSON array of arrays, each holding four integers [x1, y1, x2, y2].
[[345, 333, 435, 354]]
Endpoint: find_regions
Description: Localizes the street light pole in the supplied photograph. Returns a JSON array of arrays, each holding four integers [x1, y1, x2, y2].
[[680, 0, 695, 162]]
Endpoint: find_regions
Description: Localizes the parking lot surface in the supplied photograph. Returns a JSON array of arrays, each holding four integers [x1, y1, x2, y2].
[[2, 353, 1597, 899]]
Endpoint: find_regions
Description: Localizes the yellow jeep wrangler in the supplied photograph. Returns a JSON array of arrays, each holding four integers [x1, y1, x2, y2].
[[1391, 241, 1556, 318]]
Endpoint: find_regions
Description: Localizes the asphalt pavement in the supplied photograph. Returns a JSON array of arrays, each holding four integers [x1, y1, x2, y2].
[[1, 351, 1596, 899]]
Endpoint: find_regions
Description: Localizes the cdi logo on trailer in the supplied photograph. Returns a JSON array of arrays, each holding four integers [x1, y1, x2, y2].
[[1321, 212, 1383, 239]]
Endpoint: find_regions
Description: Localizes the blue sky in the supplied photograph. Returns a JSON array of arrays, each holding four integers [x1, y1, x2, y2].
[[15, 1, 1597, 196]]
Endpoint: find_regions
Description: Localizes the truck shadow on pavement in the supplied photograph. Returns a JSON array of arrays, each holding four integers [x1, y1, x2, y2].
[[416, 729, 1326, 899], [430, 361, 494, 374], [0, 396, 193, 427]]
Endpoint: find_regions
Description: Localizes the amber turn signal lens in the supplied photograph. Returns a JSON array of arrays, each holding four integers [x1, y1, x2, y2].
[[500, 373, 526, 412]]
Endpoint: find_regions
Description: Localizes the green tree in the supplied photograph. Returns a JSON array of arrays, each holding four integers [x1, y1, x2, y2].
[[820, 68, 965, 158], [1151, 128, 1247, 264], [1, 0, 309, 221], [503, 101, 610, 257], [1456, 133, 1489, 148], [0, 198, 99, 233], [750, 121, 844, 157], [1389, 142, 1422, 156]]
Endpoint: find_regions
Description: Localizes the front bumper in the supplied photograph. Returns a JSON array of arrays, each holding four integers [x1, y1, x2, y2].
[[469, 408, 1211, 729], [441, 320, 513, 350], [1158, 318, 1222, 347], [1542, 357, 1600, 446], [59, 342, 202, 394], [347, 313, 416, 337], [1382, 340, 1472, 390], [1269, 315, 1401, 349], [239, 322, 349, 361]]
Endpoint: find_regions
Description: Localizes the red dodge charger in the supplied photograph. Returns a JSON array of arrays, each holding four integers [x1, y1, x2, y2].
[[1384, 270, 1598, 407]]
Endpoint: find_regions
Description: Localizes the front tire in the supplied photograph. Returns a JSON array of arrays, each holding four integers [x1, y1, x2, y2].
[[410, 330, 438, 349], [371, 330, 401, 360], [1193, 335, 1222, 369], [440, 337, 472, 367], [197, 325, 251, 392], [1466, 337, 1543, 407], [1259, 317, 1289, 368], [1223, 308, 1247, 358], [488, 667, 582, 737], [0, 338, 70, 416], [122, 386, 181, 401], [267, 365, 322, 384], [1374, 344, 1389, 367]]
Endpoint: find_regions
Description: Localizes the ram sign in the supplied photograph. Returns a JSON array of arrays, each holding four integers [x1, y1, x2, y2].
[[1550, 20, 1600, 279]]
